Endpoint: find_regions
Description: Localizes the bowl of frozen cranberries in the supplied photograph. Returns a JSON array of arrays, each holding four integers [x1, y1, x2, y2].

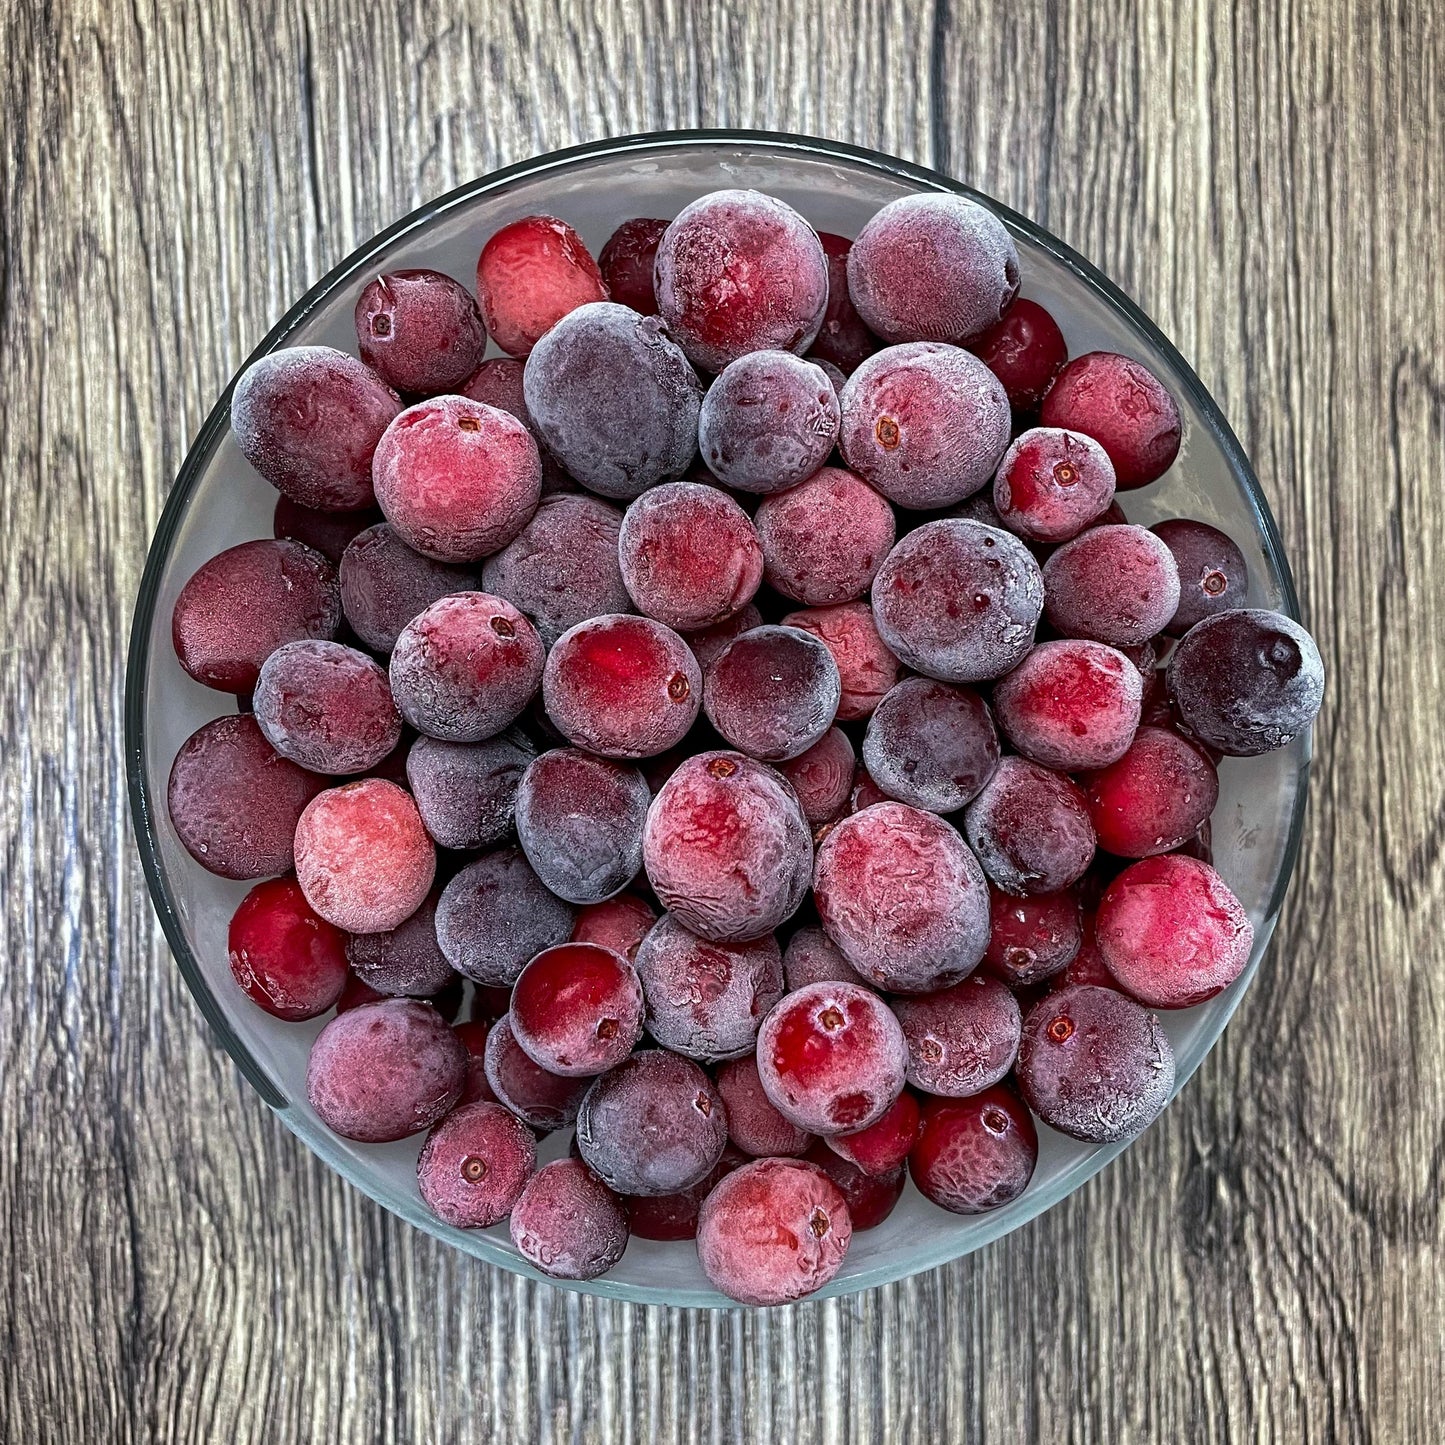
[[128, 134, 1321, 1306]]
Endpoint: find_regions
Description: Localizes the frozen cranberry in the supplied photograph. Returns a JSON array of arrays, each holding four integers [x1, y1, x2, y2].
[[406, 732, 533, 850], [993, 427, 1116, 543], [697, 351, 840, 494], [1081, 725, 1219, 858], [826, 1089, 920, 1177], [848, 767, 891, 814], [576, 1050, 727, 1195], [754, 468, 896, 605], [891, 973, 1021, 1097], [453, 1020, 498, 1105], [1059, 912, 1115, 989], [598, 216, 668, 313], [436, 847, 574, 986], [643, 751, 813, 941], [227, 876, 348, 1020], [416, 1100, 535, 1228], [344, 889, 456, 998], [861, 677, 999, 814], [804, 1140, 904, 1231], [634, 915, 784, 1062], [511, 1157, 629, 1279], [655, 190, 828, 373], [475, 215, 607, 358], [984, 887, 1082, 987], [909, 1086, 1037, 1214], [617, 481, 763, 630], [232, 346, 401, 511], [523, 301, 703, 500], [306, 998, 466, 1141], [572, 893, 657, 962], [274, 496, 382, 563], [1095, 854, 1253, 1008], [1039, 351, 1182, 490], [783, 926, 870, 992], [510, 942, 645, 1076], [168, 715, 323, 879], [993, 639, 1143, 772], [626, 1146, 746, 1241], [963, 757, 1094, 897], [839, 343, 1011, 509], [543, 614, 701, 759], [808, 232, 880, 374], [172, 539, 340, 693], [716, 1055, 813, 1157], [1043, 525, 1180, 646], [696, 1157, 851, 1304], [337, 523, 480, 654], [1167, 608, 1324, 756], [483, 1013, 588, 1130], [872, 519, 1044, 682], [782, 602, 900, 720], [372, 397, 541, 563], [815, 801, 989, 992], [685, 604, 764, 673], [389, 592, 543, 743], [460, 358, 578, 499], [967, 298, 1069, 413], [1147, 519, 1249, 634], [1016, 984, 1174, 1142], [355, 268, 488, 395], [704, 625, 841, 762], [777, 727, 855, 825]]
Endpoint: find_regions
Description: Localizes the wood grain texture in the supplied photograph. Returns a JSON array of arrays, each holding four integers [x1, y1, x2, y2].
[[2, 0, 1441, 1441]]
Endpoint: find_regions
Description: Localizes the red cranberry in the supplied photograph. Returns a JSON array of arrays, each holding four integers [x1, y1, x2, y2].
[[417, 1101, 536, 1229], [436, 848, 574, 986], [861, 676, 1000, 813], [849, 766, 891, 814], [807, 232, 880, 374], [227, 876, 349, 1020], [685, 603, 764, 673], [510, 942, 645, 1076], [909, 1086, 1038, 1214], [273, 496, 382, 564], [483, 1013, 589, 1130], [967, 298, 1069, 413], [983, 887, 1082, 987], [892, 973, 1021, 1096], [625, 1146, 747, 1241], [454, 1020, 499, 1105], [335, 974, 386, 1013], [337, 523, 480, 654], [510, 1158, 629, 1280], [963, 757, 1095, 896], [715, 1054, 814, 1157], [475, 215, 607, 358], [598, 217, 668, 314], [571, 893, 657, 962], [704, 625, 841, 762], [345, 890, 457, 998], [804, 1140, 904, 1231], [777, 727, 856, 825], [826, 1089, 921, 1176], [406, 732, 533, 851], [1081, 725, 1219, 858], [1059, 912, 1116, 989], [1150, 519, 1249, 634], [993, 426, 1117, 542], [783, 603, 900, 721], [355, 268, 488, 395], [1043, 525, 1181, 646], [782, 926, 871, 992]]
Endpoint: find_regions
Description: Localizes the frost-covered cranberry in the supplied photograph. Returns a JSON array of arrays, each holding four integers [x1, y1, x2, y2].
[[483, 1013, 589, 1130], [372, 397, 541, 563], [598, 217, 668, 314], [454, 1020, 499, 1105], [814, 802, 989, 992], [1043, 525, 1180, 646], [685, 603, 764, 673], [963, 757, 1094, 896], [871, 519, 1043, 683], [1016, 984, 1174, 1142], [416, 1100, 535, 1229], [406, 732, 533, 851], [510, 1158, 629, 1280], [510, 942, 645, 1076], [475, 215, 608, 357], [572, 893, 657, 962], [847, 194, 1019, 346], [704, 625, 841, 762], [849, 767, 891, 813], [625, 1146, 747, 1242], [655, 190, 828, 373], [777, 727, 855, 825], [697, 351, 840, 494], [543, 614, 701, 759], [804, 1140, 904, 1231], [754, 468, 896, 606], [826, 1089, 920, 1177], [232, 346, 401, 511], [172, 539, 340, 693], [698, 1157, 851, 1304], [782, 603, 900, 720], [1150, 519, 1249, 634], [643, 751, 813, 941], [227, 876, 349, 1020], [783, 926, 870, 992], [909, 1086, 1037, 1214], [891, 973, 1021, 1097], [355, 268, 488, 395], [967, 297, 1068, 413], [1060, 912, 1115, 990], [345, 890, 456, 999], [1081, 725, 1219, 857], [993, 427, 1116, 543], [716, 1054, 813, 1157], [168, 716, 323, 879], [862, 677, 999, 813], [274, 497, 382, 564], [839, 343, 1011, 508], [337, 523, 479, 654], [617, 481, 763, 629], [1038, 351, 1182, 490], [983, 887, 1081, 987], [808, 232, 880, 374], [306, 998, 466, 1142], [634, 915, 784, 1062], [1095, 855, 1253, 1008], [436, 847, 574, 986]]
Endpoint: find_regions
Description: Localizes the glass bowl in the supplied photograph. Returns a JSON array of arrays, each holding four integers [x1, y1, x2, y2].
[[126, 130, 1310, 1307]]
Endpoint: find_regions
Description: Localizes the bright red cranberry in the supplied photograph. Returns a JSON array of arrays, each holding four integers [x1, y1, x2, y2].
[[167, 715, 323, 879], [172, 539, 339, 693], [454, 1019, 498, 1105], [715, 1054, 814, 1157], [754, 467, 896, 606], [482, 1013, 588, 1130], [618, 481, 763, 630], [967, 297, 1069, 413], [872, 519, 1043, 683], [625, 1146, 746, 1241], [756, 982, 907, 1134], [1016, 984, 1174, 1141], [804, 1140, 904, 1231], [1167, 608, 1324, 756], [654, 190, 828, 373], [576, 1050, 727, 1195], [232, 346, 401, 511], [643, 751, 813, 942], [963, 757, 1095, 897], [436, 847, 574, 986], [345, 889, 456, 998], [861, 676, 1000, 814], [778, 727, 856, 824], [696, 1158, 852, 1304], [372, 396, 541, 563], [543, 613, 701, 759], [993, 426, 1117, 543], [1150, 520, 1249, 634], [227, 876, 349, 1020], [826, 1089, 921, 1176], [1043, 525, 1181, 646], [598, 217, 668, 313], [847, 194, 1019, 346], [814, 801, 989, 992], [417, 1101, 535, 1228], [355, 268, 488, 395], [698, 351, 840, 494], [406, 732, 533, 851], [1081, 725, 1218, 858], [783, 926, 870, 992], [571, 893, 657, 962], [274, 496, 382, 564], [783, 603, 900, 720], [704, 625, 841, 762], [839, 343, 1011, 508], [634, 915, 784, 1062], [306, 998, 466, 1142], [1039, 351, 1182, 490], [807, 232, 881, 374], [475, 215, 607, 357], [891, 973, 1021, 1097], [337, 523, 479, 654], [510, 942, 645, 1076], [685, 603, 763, 673], [984, 887, 1082, 987], [510, 1158, 629, 1279], [909, 1086, 1037, 1214]]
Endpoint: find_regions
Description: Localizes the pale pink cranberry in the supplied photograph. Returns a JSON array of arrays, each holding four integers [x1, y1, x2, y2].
[[1042, 525, 1181, 647], [993, 427, 1117, 542], [416, 1101, 536, 1229], [475, 215, 607, 357], [510, 1158, 629, 1280], [782, 603, 900, 721], [891, 973, 1022, 1096]]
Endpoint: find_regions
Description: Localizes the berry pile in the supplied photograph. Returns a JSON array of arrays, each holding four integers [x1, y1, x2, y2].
[[171, 184, 1324, 1306]]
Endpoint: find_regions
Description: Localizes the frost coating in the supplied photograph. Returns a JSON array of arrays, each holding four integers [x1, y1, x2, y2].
[[406, 732, 534, 851], [1042, 525, 1181, 647], [962, 757, 1095, 897], [703, 625, 842, 762], [891, 973, 1022, 1097], [435, 847, 574, 985], [861, 676, 1000, 814], [783, 602, 900, 721], [510, 1159, 629, 1280], [339, 523, 480, 654]]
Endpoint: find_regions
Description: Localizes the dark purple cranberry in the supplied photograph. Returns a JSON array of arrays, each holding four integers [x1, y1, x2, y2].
[[1150, 519, 1249, 634], [406, 732, 534, 850], [510, 1158, 629, 1280], [861, 676, 999, 814], [338, 523, 480, 654], [483, 1012, 589, 1131], [273, 496, 382, 563], [344, 890, 457, 999], [804, 1139, 904, 1231], [625, 1146, 747, 1241], [355, 268, 489, 395], [963, 756, 1095, 896], [983, 887, 1082, 987], [807, 232, 880, 374], [598, 217, 669, 314], [435, 847, 574, 985], [703, 625, 842, 762]]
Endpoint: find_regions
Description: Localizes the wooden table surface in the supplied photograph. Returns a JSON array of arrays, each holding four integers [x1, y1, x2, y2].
[[3, 1, 1441, 1440]]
